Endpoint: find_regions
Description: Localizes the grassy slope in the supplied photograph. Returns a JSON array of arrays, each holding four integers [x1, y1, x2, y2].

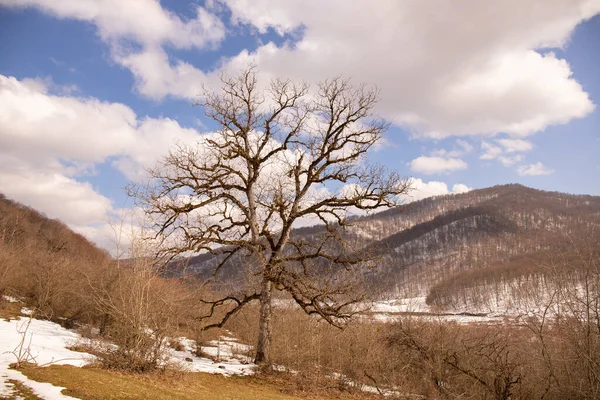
[[0, 302, 374, 400], [18, 365, 376, 400]]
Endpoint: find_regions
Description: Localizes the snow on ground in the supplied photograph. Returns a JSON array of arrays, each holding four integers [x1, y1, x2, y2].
[[436, 281, 591, 322], [368, 310, 503, 324], [0, 310, 255, 398], [2, 296, 20, 303], [168, 335, 255, 376], [369, 297, 429, 313], [369, 288, 585, 324], [330, 371, 424, 399], [0, 315, 92, 399], [368, 297, 507, 324], [277, 296, 506, 324]]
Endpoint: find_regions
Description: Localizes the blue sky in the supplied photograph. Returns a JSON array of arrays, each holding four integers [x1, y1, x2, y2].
[[0, 0, 599, 249]]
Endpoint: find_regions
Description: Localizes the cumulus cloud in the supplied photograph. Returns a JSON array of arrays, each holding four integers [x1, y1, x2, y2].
[[4, 0, 597, 138], [431, 139, 475, 158], [452, 183, 472, 194], [480, 142, 503, 161], [0, 0, 225, 49], [0, 74, 203, 249], [222, 1, 596, 137], [0, 75, 137, 167], [113, 117, 201, 181], [1, 0, 598, 245], [0, 0, 226, 101], [0, 74, 200, 177], [518, 162, 554, 176], [497, 138, 533, 153], [480, 139, 532, 166], [410, 156, 468, 175], [114, 47, 212, 100], [402, 179, 472, 203], [335, 179, 473, 218], [456, 140, 474, 154], [499, 155, 525, 167], [0, 156, 112, 226]]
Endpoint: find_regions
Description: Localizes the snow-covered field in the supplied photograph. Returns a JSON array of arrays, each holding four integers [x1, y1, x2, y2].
[[369, 297, 429, 313], [280, 296, 510, 323], [368, 287, 590, 324], [0, 315, 90, 399], [0, 301, 254, 398], [368, 297, 521, 324]]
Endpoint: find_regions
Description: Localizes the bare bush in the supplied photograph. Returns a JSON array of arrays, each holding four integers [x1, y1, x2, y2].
[[525, 234, 600, 399], [85, 230, 192, 373]]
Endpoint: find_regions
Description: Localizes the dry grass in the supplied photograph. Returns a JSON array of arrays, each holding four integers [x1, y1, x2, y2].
[[262, 371, 380, 400], [19, 364, 378, 400], [0, 300, 24, 321]]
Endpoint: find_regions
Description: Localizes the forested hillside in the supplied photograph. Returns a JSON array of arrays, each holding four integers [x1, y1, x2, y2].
[[181, 184, 600, 313], [4, 184, 599, 319], [0, 194, 110, 321], [364, 185, 600, 302]]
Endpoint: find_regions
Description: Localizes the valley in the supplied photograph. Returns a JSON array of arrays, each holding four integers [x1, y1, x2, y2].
[[1, 185, 599, 399]]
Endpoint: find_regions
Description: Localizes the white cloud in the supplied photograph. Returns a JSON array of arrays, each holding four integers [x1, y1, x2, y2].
[[0, 74, 203, 249], [0, 75, 137, 167], [0, 0, 225, 49], [0, 0, 226, 101], [229, 1, 596, 137], [113, 117, 201, 181], [0, 155, 112, 226], [0, 74, 201, 176], [497, 138, 533, 153], [114, 47, 212, 100], [431, 139, 475, 158], [402, 179, 472, 202], [456, 139, 474, 153], [410, 156, 468, 175], [480, 138, 530, 166], [70, 207, 152, 256], [480, 141, 503, 160], [109, 1, 600, 136], [498, 154, 525, 167], [0, 1, 597, 245], [518, 162, 554, 176], [452, 183, 471, 194], [430, 149, 453, 157], [4, 1, 597, 138]]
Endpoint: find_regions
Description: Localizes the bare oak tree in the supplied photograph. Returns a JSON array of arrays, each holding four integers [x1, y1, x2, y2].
[[131, 67, 410, 366]]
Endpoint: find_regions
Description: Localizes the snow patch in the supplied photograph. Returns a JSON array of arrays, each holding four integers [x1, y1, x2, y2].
[[2, 295, 20, 303], [0, 315, 257, 398], [168, 336, 255, 376], [368, 298, 505, 324], [370, 297, 429, 313], [0, 316, 93, 399]]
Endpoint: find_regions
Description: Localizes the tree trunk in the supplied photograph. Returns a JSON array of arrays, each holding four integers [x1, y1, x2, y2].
[[254, 276, 273, 366]]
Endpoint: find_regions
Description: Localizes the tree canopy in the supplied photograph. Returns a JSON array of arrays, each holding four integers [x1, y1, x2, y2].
[[131, 67, 410, 365]]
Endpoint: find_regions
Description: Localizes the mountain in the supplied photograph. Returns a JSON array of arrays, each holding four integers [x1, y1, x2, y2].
[[180, 184, 600, 311], [5, 183, 595, 318]]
